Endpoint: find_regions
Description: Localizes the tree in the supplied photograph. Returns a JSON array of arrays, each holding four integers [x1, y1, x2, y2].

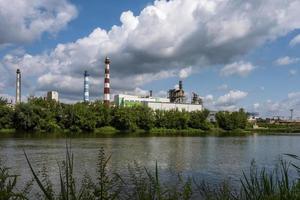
[[0, 105, 13, 129], [132, 106, 155, 131], [216, 109, 248, 130], [188, 109, 210, 130], [90, 101, 111, 128], [111, 107, 137, 131]]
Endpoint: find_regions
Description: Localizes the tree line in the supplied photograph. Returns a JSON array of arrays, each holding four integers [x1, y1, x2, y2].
[[0, 97, 249, 133]]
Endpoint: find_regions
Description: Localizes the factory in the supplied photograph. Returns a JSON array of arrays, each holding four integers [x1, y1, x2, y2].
[[114, 80, 203, 112], [13, 57, 203, 112]]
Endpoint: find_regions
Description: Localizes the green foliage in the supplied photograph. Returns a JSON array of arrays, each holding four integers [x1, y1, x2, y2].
[[188, 109, 211, 130], [0, 105, 13, 129], [154, 110, 190, 130], [133, 106, 155, 131], [0, 96, 252, 133], [216, 109, 248, 131], [0, 97, 8, 106], [111, 107, 137, 131]]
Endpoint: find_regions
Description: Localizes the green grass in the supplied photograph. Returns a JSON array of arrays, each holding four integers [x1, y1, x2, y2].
[[94, 126, 119, 135]]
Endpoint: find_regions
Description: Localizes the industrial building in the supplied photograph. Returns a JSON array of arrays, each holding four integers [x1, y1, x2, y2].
[[114, 94, 170, 107], [114, 81, 203, 112], [47, 91, 59, 102], [142, 101, 203, 112]]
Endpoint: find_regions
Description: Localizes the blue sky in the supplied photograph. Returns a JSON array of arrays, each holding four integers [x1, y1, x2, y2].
[[1, 0, 300, 118]]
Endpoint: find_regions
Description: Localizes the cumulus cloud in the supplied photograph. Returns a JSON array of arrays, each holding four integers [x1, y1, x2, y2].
[[215, 90, 248, 106], [253, 92, 300, 118], [0, 0, 77, 45], [179, 66, 193, 79], [290, 34, 300, 46], [2, 0, 300, 101], [203, 90, 248, 111], [220, 61, 255, 77], [275, 56, 300, 66]]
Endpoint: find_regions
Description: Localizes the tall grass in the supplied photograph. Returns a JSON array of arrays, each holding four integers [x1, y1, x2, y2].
[[1, 147, 300, 199]]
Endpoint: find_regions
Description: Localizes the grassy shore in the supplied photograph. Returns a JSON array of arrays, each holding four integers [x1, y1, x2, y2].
[[1, 126, 300, 137]]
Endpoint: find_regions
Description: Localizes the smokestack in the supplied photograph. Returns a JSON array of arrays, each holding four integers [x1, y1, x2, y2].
[[149, 90, 153, 97], [104, 57, 110, 106], [16, 69, 21, 104], [179, 80, 183, 90], [84, 70, 89, 102]]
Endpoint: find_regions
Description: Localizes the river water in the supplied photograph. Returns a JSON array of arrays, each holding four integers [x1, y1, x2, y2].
[[0, 134, 300, 190]]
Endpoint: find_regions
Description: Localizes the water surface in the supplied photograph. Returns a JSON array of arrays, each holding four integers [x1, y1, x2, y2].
[[0, 134, 299, 188]]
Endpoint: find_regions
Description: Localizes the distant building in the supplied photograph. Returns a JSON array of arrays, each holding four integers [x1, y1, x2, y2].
[[207, 111, 217, 123], [114, 94, 170, 107], [47, 91, 59, 102], [114, 93, 203, 112], [247, 112, 259, 122], [142, 101, 203, 112]]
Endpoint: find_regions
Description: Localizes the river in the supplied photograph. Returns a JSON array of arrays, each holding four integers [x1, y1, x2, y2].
[[0, 134, 300, 191]]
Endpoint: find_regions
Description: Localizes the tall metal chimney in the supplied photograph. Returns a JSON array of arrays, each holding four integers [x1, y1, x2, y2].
[[104, 57, 110, 106], [16, 69, 21, 104], [84, 70, 89, 102], [149, 90, 153, 97], [179, 80, 183, 90]]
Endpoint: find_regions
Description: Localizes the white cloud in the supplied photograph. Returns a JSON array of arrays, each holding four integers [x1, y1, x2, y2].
[[179, 66, 193, 79], [0, 0, 77, 45], [290, 34, 300, 46], [2, 0, 300, 100], [216, 90, 248, 106], [253, 92, 300, 118], [220, 61, 255, 77], [203, 90, 248, 111], [275, 56, 300, 66]]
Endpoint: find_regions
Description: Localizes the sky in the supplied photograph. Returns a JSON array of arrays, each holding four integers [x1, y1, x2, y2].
[[1, 0, 300, 118]]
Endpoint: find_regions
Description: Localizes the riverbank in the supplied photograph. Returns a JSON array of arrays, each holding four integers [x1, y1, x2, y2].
[[2, 126, 300, 138]]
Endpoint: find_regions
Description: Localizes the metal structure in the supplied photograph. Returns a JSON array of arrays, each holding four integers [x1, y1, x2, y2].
[[16, 69, 21, 104], [191, 92, 203, 105], [104, 57, 110, 106], [290, 109, 294, 121], [168, 80, 186, 103], [84, 70, 90, 102]]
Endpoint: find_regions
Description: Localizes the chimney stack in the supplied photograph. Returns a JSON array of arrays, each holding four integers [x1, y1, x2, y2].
[[149, 90, 153, 97], [16, 69, 21, 104], [179, 80, 183, 90], [104, 57, 110, 106], [84, 70, 89, 102]]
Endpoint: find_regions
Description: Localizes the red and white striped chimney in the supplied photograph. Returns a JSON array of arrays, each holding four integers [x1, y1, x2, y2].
[[104, 57, 110, 106]]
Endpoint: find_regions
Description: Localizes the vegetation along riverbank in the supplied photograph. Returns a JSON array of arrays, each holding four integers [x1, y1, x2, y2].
[[0, 97, 299, 135]]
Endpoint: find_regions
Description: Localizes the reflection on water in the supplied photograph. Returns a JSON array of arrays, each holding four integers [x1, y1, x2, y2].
[[0, 135, 300, 188]]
